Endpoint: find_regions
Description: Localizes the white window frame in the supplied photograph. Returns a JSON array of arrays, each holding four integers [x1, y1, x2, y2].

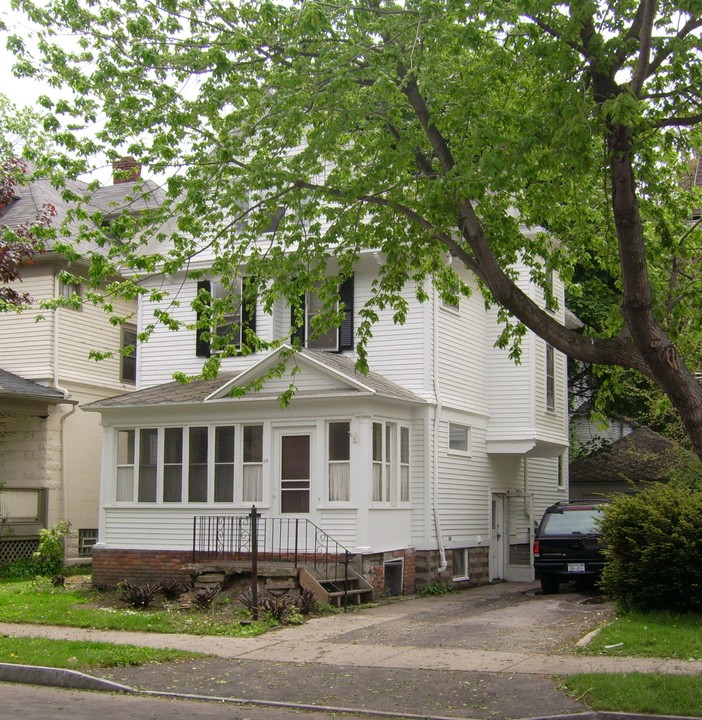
[[120, 323, 137, 383], [452, 548, 470, 580], [113, 424, 264, 506], [372, 421, 410, 506], [327, 421, 351, 503], [557, 453, 566, 489], [211, 277, 247, 349], [448, 423, 471, 455]]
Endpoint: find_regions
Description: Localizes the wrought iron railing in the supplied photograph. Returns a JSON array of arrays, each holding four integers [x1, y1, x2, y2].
[[192, 507, 351, 605]]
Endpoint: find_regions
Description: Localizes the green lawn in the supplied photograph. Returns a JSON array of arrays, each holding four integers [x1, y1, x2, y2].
[[0, 579, 274, 636], [560, 673, 702, 717], [0, 635, 202, 670], [581, 610, 702, 660], [564, 609, 702, 716]]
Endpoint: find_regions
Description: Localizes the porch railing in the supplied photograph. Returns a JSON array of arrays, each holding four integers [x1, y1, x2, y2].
[[192, 507, 351, 588]]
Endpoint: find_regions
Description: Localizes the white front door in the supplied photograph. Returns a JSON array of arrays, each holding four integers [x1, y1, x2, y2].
[[490, 493, 506, 581]]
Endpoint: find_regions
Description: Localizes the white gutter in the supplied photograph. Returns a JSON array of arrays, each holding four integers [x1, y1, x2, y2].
[[432, 287, 447, 572]]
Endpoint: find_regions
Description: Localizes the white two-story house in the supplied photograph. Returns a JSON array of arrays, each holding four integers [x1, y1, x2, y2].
[[87, 230, 569, 593]]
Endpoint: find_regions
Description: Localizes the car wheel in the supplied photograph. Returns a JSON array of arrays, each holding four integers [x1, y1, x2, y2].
[[540, 575, 559, 594]]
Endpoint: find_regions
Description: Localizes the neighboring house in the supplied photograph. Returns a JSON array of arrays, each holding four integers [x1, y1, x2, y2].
[[0, 159, 161, 563], [570, 399, 636, 457], [569, 426, 690, 500], [86, 231, 570, 594]]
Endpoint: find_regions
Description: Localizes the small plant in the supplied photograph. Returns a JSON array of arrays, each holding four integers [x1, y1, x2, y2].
[[33, 521, 71, 576], [260, 593, 297, 622], [160, 577, 184, 600], [237, 584, 262, 612], [119, 579, 159, 609], [192, 585, 220, 609], [417, 580, 453, 597], [295, 588, 318, 615]]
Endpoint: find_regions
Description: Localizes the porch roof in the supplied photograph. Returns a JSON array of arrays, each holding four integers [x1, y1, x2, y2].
[[0, 368, 73, 404], [85, 349, 425, 410]]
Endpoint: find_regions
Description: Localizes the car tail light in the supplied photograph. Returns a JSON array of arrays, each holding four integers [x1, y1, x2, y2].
[[533, 539, 540, 557]]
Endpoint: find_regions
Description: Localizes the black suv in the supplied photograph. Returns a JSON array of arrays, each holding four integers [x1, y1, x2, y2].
[[533, 501, 607, 594]]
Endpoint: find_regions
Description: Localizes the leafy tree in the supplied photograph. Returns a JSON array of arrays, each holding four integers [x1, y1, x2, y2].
[[6, 1, 702, 457], [0, 96, 57, 310]]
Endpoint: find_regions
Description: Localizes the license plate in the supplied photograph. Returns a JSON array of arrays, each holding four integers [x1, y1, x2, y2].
[[568, 563, 586, 573]]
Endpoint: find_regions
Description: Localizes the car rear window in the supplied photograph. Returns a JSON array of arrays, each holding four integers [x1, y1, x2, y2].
[[539, 507, 604, 535]]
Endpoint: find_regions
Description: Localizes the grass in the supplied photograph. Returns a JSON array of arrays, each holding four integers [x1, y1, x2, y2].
[[0, 635, 203, 670], [560, 673, 702, 717], [581, 610, 702, 660], [563, 609, 702, 716], [0, 578, 277, 637]]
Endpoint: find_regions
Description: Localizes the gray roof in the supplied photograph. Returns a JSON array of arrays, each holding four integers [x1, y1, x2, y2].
[[86, 349, 425, 410], [0, 368, 69, 403], [0, 166, 164, 254], [569, 426, 691, 485]]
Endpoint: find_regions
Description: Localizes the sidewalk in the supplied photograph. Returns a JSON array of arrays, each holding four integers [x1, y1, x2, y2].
[[1, 583, 701, 720]]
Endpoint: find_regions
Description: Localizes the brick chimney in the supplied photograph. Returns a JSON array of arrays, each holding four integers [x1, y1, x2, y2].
[[112, 156, 141, 184]]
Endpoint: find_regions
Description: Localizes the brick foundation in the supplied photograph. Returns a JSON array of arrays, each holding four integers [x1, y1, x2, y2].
[[92, 544, 491, 594], [92, 548, 192, 588]]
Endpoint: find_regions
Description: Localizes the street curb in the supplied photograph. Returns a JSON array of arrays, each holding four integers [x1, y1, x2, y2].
[[1, 664, 700, 720], [0, 663, 134, 693]]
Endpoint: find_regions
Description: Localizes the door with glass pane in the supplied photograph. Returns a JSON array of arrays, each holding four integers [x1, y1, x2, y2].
[[279, 432, 311, 513]]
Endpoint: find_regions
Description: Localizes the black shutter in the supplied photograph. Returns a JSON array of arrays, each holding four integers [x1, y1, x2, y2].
[[338, 274, 354, 351], [195, 280, 211, 358], [241, 276, 257, 338]]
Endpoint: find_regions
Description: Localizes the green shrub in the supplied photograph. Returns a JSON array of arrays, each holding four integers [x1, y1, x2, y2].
[[599, 484, 702, 613], [417, 581, 453, 596], [33, 521, 71, 577]]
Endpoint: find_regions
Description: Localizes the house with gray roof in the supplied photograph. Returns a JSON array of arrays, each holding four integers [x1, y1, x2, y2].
[[84, 221, 571, 594], [0, 159, 162, 563]]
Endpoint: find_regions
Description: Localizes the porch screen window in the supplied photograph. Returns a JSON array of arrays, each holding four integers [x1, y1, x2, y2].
[[188, 427, 208, 502], [138, 429, 158, 502], [163, 427, 183, 502], [214, 426, 235, 502], [328, 422, 350, 502], [400, 426, 410, 502], [373, 422, 410, 504], [372, 422, 392, 502], [116, 430, 135, 501], [242, 425, 263, 503]]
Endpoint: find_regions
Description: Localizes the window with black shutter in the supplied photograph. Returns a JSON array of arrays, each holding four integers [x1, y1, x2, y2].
[[195, 277, 257, 357], [291, 275, 354, 352]]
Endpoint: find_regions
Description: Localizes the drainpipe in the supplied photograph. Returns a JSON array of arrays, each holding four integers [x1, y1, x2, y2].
[[432, 287, 447, 572], [53, 276, 76, 525]]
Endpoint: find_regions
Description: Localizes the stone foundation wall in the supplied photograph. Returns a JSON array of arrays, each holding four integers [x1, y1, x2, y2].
[[357, 547, 417, 596], [414, 546, 490, 591]]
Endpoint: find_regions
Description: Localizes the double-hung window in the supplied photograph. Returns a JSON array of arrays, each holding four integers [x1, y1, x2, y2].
[[292, 276, 354, 352], [328, 421, 351, 502], [196, 277, 257, 357], [121, 323, 137, 383], [372, 421, 410, 504]]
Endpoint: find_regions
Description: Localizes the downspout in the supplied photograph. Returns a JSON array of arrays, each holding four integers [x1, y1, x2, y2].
[[53, 276, 76, 525], [432, 287, 447, 572]]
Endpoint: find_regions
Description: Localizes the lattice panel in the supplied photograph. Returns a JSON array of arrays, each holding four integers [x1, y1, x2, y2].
[[0, 538, 39, 566]]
